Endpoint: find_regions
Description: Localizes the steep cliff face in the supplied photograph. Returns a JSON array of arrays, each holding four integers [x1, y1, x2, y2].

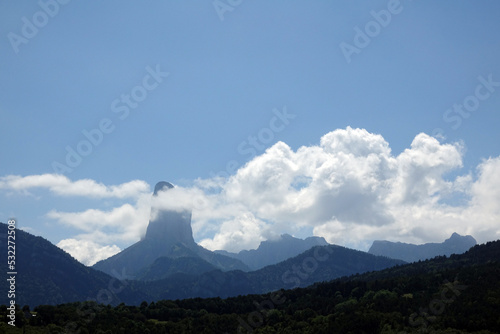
[[368, 232, 477, 262], [216, 234, 330, 270], [93, 181, 248, 279], [145, 181, 195, 247]]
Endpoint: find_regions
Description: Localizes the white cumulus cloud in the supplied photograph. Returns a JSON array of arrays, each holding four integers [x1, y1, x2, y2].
[[6, 127, 500, 261], [47, 193, 152, 245], [57, 239, 121, 266], [0, 174, 149, 199], [199, 213, 269, 253], [190, 127, 500, 251]]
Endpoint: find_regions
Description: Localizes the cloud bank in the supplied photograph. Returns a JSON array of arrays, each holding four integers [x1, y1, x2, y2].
[[56, 239, 121, 266], [195, 127, 498, 251], [0, 174, 149, 199], [3, 127, 500, 264]]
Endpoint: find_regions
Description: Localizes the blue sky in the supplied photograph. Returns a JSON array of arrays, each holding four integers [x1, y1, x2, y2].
[[1, 1, 500, 265]]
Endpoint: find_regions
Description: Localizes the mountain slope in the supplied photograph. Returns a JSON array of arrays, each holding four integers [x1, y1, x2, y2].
[[216, 233, 329, 270], [135, 256, 217, 281], [9, 241, 500, 333], [93, 181, 249, 279], [134, 244, 406, 300], [2, 214, 492, 315], [0, 222, 145, 307], [368, 232, 477, 262]]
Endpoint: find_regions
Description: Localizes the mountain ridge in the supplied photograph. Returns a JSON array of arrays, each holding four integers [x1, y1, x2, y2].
[[368, 232, 477, 262], [132, 244, 406, 300], [0, 222, 145, 307], [215, 233, 329, 270], [11, 240, 500, 333], [0, 221, 404, 307], [93, 181, 249, 278]]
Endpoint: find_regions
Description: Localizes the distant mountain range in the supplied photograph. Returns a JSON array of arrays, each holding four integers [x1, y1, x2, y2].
[[215, 233, 329, 270], [10, 240, 500, 333], [0, 220, 404, 307], [94, 182, 332, 278], [93, 182, 249, 279], [133, 244, 405, 300], [90, 182, 405, 300], [368, 232, 477, 262], [0, 181, 481, 308]]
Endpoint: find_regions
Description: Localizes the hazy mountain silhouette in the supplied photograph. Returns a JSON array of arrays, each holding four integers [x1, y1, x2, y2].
[[93, 182, 249, 279], [132, 244, 406, 300], [1, 219, 403, 306], [14, 240, 500, 333], [135, 256, 217, 281], [216, 234, 329, 270], [0, 222, 146, 307], [2, 217, 496, 310], [368, 232, 477, 262]]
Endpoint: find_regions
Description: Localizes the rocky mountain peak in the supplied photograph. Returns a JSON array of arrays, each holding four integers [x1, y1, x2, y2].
[[93, 181, 249, 278], [153, 181, 174, 195], [145, 181, 195, 246], [368, 232, 477, 262]]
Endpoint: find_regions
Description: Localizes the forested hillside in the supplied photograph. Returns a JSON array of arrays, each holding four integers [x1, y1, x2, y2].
[[2, 240, 499, 333]]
